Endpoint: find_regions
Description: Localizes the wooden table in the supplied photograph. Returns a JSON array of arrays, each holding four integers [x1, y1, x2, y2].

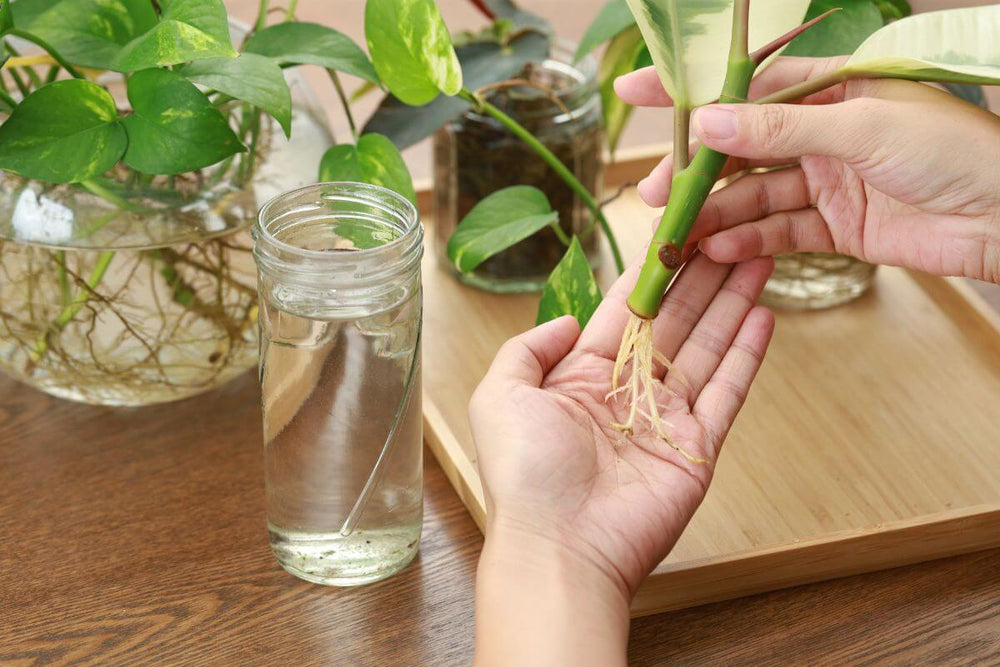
[[1, 370, 998, 665]]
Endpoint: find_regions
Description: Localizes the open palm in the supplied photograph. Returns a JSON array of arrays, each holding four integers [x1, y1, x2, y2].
[[470, 254, 774, 594]]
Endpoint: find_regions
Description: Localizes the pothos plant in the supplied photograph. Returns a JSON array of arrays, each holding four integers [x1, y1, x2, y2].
[[362, 0, 1000, 462], [0, 0, 386, 357]]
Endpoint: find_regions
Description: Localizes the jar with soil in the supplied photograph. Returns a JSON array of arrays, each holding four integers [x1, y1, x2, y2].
[[433, 42, 603, 293]]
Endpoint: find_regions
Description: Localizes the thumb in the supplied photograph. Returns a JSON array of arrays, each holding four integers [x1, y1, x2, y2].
[[484, 315, 580, 388], [691, 101, 871, 162]]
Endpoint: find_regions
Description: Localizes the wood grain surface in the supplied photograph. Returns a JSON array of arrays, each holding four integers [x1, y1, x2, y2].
[[422, 183, 1000, 615], [1, 369, 998, 665]]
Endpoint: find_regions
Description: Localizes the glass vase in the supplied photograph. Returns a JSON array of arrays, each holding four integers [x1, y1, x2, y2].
[[254, 183, 423, 586], [433, 41, 603, 292], [762, 252, 877, 309]]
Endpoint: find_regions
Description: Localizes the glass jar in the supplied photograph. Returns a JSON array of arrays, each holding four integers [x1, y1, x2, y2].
[[433, 42, 603, 292], [762, 253, 877, 309], [253, 183, 423, 587]]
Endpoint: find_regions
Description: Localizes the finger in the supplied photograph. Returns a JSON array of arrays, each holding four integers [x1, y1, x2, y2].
[[691, 100, 876, 163], [698, 208, 835, 263], [664, 257, 774, 401], [692, 306, 775, 458], [484, 315, 581, 388], [614, 66, 673, 107], [637, 150, 797, 208], [688, 166, 812, 243], [649, 253, 733, 374], [575, 258, 644, 359], [747, 56, 849, 104]]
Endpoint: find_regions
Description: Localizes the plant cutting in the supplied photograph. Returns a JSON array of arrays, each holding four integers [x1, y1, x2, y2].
[[606, 1, 1000, 460], [0, 0, 380, 404]]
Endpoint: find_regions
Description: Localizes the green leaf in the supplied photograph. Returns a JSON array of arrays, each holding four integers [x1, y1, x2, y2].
[[180, 54, 292, 137], [942, 82, 987, 109], [624, 0, 812, 107], [365, 0, 463, 106], [536, 237, 602, 328], [1, 0, 13, 35], [363, 32, 550, 149], [873, 0, 909, 22], [121, 68, 244, 175], [0, 80, 126, 183], [114, 0, 236, 72], [10, 0, 156, 70], [785, 0, 884, 58], [843, 5, 1000, 86], [447, 186, 559, 273], [599, 26, 647, 155], [576, 0, 636, 61], [243, 22, 379, 85], [318, 133, 417, 206], [332, 219, 402, 250]]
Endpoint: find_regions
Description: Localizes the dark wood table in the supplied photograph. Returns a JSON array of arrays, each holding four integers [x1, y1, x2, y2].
[[1, 370, 997, 665]]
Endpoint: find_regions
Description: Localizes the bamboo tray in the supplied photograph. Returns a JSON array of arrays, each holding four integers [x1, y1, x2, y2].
[[418, 149, 1000, 616]]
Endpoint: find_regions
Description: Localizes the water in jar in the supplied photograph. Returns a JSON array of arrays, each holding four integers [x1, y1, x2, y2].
[[259, 220, 422, 586]]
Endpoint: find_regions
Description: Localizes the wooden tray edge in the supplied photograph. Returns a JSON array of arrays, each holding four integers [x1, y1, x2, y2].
[[423, 390, 487, 531], [631, 504, 1000, 616]]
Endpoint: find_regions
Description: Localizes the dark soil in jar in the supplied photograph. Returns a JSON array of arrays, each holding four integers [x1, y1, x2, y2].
[[438, 63, 603, 284]]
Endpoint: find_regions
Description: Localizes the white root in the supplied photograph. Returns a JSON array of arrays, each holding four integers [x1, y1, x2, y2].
[[607, 313, 708, 465]]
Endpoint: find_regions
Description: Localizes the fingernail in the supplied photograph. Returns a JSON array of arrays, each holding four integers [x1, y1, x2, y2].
[[693, 106, 737, 140]]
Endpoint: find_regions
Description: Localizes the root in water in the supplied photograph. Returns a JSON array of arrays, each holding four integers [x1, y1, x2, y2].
[[608, 314, 708, 465]]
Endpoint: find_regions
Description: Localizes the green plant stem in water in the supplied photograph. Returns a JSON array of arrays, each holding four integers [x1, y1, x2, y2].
[[457, 87, 626, 274], [627, 0, 756, 319], [32, 251, 115, 359], [7, 29, 83, 80], [56, 250, 70, 306]]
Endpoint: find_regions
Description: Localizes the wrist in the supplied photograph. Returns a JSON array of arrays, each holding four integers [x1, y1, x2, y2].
[[474, 516, 631, 666]]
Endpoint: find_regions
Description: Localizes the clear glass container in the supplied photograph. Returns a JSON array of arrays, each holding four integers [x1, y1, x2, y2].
[[254, 182, 424, 586], [433, 41, 603, 292], [0, 21, 332, 405], [762, 252, 877, 309]]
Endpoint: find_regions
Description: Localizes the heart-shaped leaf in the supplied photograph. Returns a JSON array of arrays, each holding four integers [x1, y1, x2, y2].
[[843, 5, 1000, 86], [318, 133, 416, 206], [447, 186, 559, 273], [536, 236, 602, 327], [576, 0, 636, 62], [365, 0, 462, 106], [784, 0, 884, 58], [0, 80, 126, 183], [243, 22, 379, 84], [624, 0, 811, 107], [180, 54, 292, 137], [599, 26, 648, 155], [121, 68, 243, 175], [11, 0, 156, 70], [115, 0, 236, 72], [363, 32, 550, 149]]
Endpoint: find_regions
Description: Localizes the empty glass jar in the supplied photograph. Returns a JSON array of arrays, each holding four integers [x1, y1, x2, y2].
[[253, 183, 423, 586]]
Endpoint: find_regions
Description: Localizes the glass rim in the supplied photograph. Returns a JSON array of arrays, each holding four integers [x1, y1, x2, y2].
[[254, 181, 421, 262]]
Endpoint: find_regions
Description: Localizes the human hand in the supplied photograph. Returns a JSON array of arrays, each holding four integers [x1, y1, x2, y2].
[[470, 254, 774, 666], [616, 57, 1000, 284]]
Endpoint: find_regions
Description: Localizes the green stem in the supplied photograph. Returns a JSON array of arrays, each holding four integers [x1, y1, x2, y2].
[[673, 104, 690, 175], [457, 88, 625, 274], [627, 0, 756, 319], [285, 0, 299, 20], [32, 251, 115, 359], [328, 69, 358, 142], [0, 86, 15, 108], [255, 0, 270, 31], [8, 29, 83, 79], [755, 69, 850, 105], [6, 67, 30, 97], [56, 251, 71, 306], [549, 221, 571, 247], [4, 44, 42, 88], [45, 65, 59, 83]]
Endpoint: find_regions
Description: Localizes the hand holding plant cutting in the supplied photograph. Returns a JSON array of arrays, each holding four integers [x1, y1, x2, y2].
[[472, 254, 775, 666], [617, 58, 1000, 283]]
